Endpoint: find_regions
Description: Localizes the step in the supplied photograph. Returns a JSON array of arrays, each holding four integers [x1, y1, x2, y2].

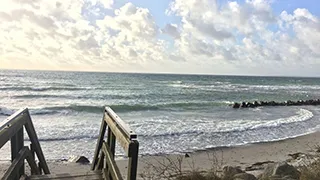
[[28, 171, 102, 180]]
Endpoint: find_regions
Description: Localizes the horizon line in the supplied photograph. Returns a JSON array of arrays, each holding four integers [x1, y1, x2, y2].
[[0, 68, 319, 78]]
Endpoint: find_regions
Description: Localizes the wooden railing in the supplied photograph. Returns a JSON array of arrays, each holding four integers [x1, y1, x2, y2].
[[92, 107, 139, 180], [0, 108, 50, 180]]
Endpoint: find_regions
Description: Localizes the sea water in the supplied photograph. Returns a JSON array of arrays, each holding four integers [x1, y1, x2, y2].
[[1, 70, 320, 160]]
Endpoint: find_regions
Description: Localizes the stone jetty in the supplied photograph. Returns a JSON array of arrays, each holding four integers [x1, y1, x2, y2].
[[232, 99, 320, 108]]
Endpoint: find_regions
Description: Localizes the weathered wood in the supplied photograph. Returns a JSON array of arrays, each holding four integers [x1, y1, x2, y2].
[[24, 110, 50, 174], [106, 129, 116, 180], [92, 119, 107, 170], [25, 147, 41, 175], [127, 140, 139, 180], [0, 115, 26, 149], [105, 107, 137, 139], [29, 171, 103, 180], [10, 133, 19, 180], [30, 143, 37, 175], [104, 115, 131, 155], [107, 129, 116, 157], [102, 143, 123, 180], [92, 106, 139, 180], [96, 149, 105, 171], [12, 127, 24, 178], [6, 114, 25, 180], [0, 108, 26, 130], [2, 147, 29, 180]]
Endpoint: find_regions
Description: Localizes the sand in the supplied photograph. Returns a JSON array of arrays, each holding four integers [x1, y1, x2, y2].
[[1, 131, 320, 178]]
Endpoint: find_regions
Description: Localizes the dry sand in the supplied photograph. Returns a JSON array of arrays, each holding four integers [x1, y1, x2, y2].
[[1, 131, 320, 178]]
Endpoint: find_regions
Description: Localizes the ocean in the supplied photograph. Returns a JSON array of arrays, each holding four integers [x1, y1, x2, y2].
[[1, 69, 320, 160]]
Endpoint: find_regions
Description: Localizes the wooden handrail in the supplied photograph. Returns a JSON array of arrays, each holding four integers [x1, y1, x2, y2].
[[0, 108, 50, 180], [92, 107, 139, 180]]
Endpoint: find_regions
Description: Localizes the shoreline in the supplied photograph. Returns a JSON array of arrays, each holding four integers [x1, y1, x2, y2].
[[116, 130, 320, 177], [1, 131, 320, 177]]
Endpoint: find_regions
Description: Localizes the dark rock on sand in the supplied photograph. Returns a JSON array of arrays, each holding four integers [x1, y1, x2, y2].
[[222, 166, 244, 178], [245, 161, 274, 171], [288, 152, 304, 160], [70, 156, 90, 164], [234, 173, 257, 180], [258, 162, 300, 180]]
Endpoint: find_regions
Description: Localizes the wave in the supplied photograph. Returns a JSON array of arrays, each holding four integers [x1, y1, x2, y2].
[[0, 86, 95, 92], [0, 106, 15, 116], [139, 109, 314, 137], [0, 101, 231, 116]]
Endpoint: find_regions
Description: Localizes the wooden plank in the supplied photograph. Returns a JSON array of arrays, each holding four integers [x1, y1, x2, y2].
[[10, 127, 25, 179], [127, 140, 139, 180], [29, 171, 103, 180], [105, 107, 137, 139], [25, 146, 41, 175], [107, 129, 116, 158], [10, 133, 19, 180], [91, 119, 107, 170], [104, 115, 131, 155], [106, 130, 116, 180], [0, 108, 27, 130], [2, 147, 29, 180], [102, 143, 124, 180], [30, 143, 38, 175], [17, 127, 24, 176], [24, 110, 50, 174], [95, 150, 105, 171]]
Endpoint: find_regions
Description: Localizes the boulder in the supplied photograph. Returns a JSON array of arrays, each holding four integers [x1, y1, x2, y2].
[[258, 162, 300, 180], [233, 103, 241, 108], [69, 156, 90, 164], [234, 173, 257, 180], [222, 166, 244, 178]]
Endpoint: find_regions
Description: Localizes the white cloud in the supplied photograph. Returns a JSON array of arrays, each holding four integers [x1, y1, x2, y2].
[[0, 0, 319, 76]]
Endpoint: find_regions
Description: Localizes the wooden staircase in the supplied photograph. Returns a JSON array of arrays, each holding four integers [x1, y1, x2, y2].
[[0, 107, 139, 180]]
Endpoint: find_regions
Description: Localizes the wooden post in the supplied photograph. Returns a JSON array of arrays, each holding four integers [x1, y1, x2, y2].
[[92, 118, 107, 170], [107, 128, 116, 157], [17, 127, 24, 177], [127, 140, 139, 180], [30, 143, 36, 175], [106, 129, 116, 180], [10, 126, 24, 179], [10, 134, 19, 180]]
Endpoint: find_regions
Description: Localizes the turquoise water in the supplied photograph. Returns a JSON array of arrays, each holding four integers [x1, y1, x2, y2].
[[1, 70, 320, 160]]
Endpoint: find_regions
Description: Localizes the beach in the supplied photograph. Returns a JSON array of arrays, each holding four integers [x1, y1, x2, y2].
[[1, 70, 320, 178], [1, 131, 319, 178]]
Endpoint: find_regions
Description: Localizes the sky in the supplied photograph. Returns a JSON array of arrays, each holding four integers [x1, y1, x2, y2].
[[0, 0, 319, 76]]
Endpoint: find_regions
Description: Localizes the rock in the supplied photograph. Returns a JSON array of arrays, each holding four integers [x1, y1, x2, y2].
[[288, 152, 304, 160], [70, 156, 90, 164], [258, 162, 300, 180], [233, 103, 241, 108], [184, 153, 190, 158], [222, 166, 244, 178], [241, 102, 248, 108], [234, 173, 257, 180], [245, 161, 274, 171]]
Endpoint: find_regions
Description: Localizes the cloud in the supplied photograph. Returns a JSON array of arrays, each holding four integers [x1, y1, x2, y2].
[[166, 0, 320, 75], [161, 23, 180, 39], [0, 0, 319, 76]]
